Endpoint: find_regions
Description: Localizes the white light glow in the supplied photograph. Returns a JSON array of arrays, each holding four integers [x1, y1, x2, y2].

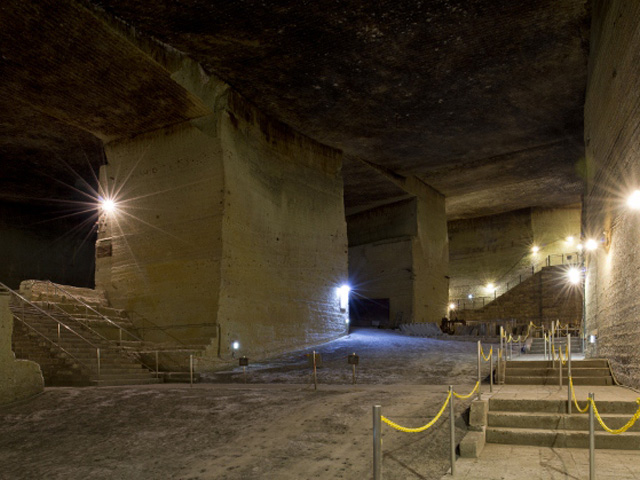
[[449, 303, 456, 310], [566, 236, 574, 244], [531, 245, 539, 254], [232, 341, 240, 350], [486, 283, 495, 292], [337, 284, 350, 311], [101, 198, 117, 214], [577, 243, 583, 251], [589, 335, 596, 344], [585, 239, 598, 251], [627, 190, 640, 210], [567, 267, 580, 284], [468, 294, 473, 299]]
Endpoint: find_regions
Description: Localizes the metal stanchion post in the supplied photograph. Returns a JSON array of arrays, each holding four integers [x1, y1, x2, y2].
[[490, 350, 494, 393], [589, 393, 595, 480], [57, 323, 61, 340], [190, 354, 194, 387], [544, 333, 547, 360], [567, 334, 572, 414], [477, 341, 482, 400], [449, 385, 456, 476], [373, 405, 382, 480], [96, 348, 101, 380], [559, 351, 563, 387], [518, 338, 522, 357], [313, 350, 318, 391]]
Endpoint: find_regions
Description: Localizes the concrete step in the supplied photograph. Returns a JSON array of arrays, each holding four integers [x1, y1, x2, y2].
[[489, 398, 638, 414], [504, 376, 613, 386], [506, 368, 612, 377], [486, 426, 640, 449], [506, 360, 609, 368], [488, 411, 640, 432]]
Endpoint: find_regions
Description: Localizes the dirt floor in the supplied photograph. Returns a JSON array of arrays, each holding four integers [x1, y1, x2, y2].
[[0, 329, 489, 480]]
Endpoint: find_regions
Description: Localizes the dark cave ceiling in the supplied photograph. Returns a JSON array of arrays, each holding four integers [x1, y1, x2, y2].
[[0, 0, 589, 220]]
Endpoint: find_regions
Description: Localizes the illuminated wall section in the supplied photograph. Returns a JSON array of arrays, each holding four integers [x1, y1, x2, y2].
[[583, 0, 640, 387], [96, 89, 348, 359]]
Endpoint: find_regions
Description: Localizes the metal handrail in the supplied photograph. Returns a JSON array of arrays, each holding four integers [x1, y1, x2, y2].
[[128, 310, 190, 346], [1, 282, 99, 349], [3, 281, 161, 376], [22, 280, 204, 375], [451, 251, 582, 310], [35, 280, 143, 343], [12, 314, 93, 373], [33, 280, 191, 348]]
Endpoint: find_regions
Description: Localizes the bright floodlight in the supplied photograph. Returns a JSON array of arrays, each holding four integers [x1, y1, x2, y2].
[[101, 198, 117, 214], [531, 245, 539, 254], [585, 239, 598, 251], [337, 284, 350, 311], [576, 243, 583, 251], [468, 294, 473, 299], [566, 236, 574, 244], [449, 303, 456, 310], [627, 190, 640, 209], [232, 341, 240, 350], [486, 283, 495, 292], [568, 267, 581, 284]]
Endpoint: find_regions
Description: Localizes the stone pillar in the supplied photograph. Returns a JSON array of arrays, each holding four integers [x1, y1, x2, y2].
[[347, 179, 449, 325], [97, 93, 349, 359], [411, 178, 449, 323], [0, 292, 43, 405]]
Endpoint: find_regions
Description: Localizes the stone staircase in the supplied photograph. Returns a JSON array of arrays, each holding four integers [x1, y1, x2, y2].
[[486, 395, 640, 450], [527, 336, 583, 355], [456, 265, 582, 327], [6, 282, 161, 387], [504, 359, 614, 386]]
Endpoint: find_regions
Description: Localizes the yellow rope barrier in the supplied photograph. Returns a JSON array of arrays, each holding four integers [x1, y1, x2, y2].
[[453, 381, 480, 399], [570, 376, 640, 432], [381, 381, 480, 433], [590, 398, 640, 434], [557, 345, 567, 365], [481, 346, 493, 361], [569, 377, 590, 413], [381, 391, 452, 433]]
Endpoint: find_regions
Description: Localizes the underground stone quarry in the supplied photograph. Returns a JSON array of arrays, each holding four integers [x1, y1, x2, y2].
[[2, 0, 640, 478]]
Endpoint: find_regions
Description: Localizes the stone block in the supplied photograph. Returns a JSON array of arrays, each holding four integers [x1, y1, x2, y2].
[[469, 399, 489, 430], [459, 430, 486, 458]]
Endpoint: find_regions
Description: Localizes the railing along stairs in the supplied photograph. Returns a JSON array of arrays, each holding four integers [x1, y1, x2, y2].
[[2, 281, 162, 386], [27, 280, 206, 377]]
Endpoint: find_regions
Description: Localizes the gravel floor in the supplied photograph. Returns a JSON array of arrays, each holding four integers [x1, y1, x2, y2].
[[0, 328, 483, 480]]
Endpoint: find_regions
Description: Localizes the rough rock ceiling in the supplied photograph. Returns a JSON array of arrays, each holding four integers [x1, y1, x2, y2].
[[0, 0, 589, 220]]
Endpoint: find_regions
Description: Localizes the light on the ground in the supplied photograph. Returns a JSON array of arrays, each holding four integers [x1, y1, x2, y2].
[[567, 267, 581, 284], [585, 239, 598, 251], [627, 190, 640, 210], [337, 284, 350, 311], [232, 341, 240, 350], [101, 198, 117, 214], [531, 245, 539, 254]]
